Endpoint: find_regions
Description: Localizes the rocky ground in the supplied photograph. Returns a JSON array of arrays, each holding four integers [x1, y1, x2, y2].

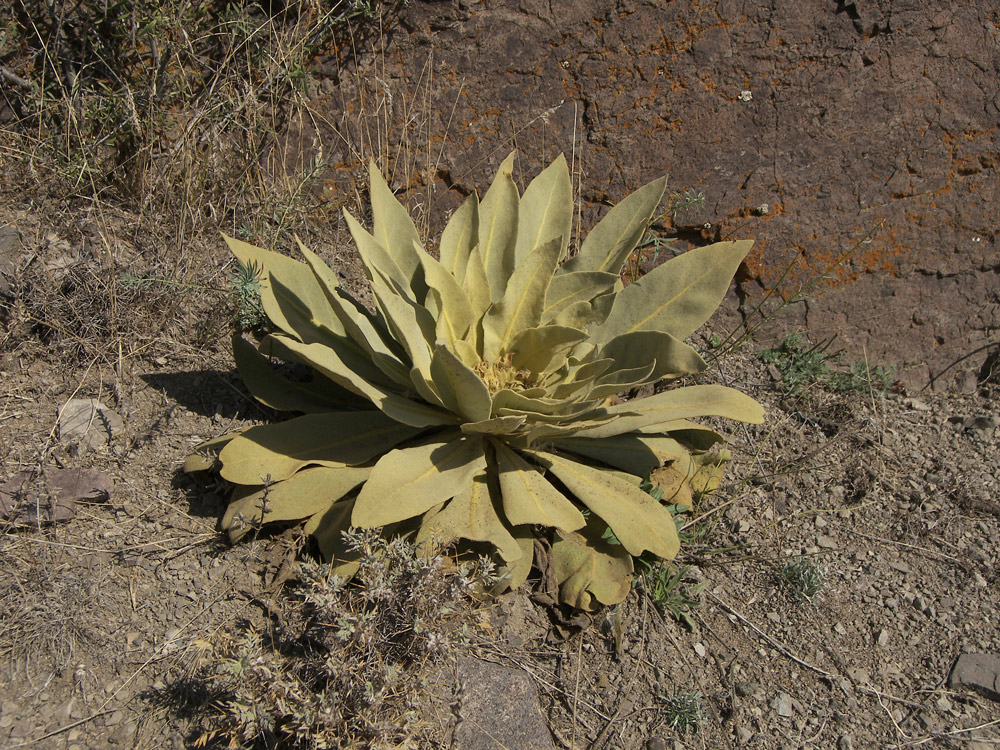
[[0, 276, 997, 748]]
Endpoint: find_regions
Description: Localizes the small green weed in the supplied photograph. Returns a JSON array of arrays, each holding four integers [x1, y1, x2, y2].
[[641, 564, 706, 630], [230, 259, 267, 332], [780, 555, 825, 601], [759, 333, 894, 395], [658, 688, 704, 734]]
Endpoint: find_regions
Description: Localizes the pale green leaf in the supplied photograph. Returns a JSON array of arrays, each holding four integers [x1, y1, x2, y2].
[[430, 345, 492, 423], [550, 434, 685, 476], [478, 152, 518, 302], [352, 436, 487, 527], [507, 325, 588, 375], [530, 450, 680, 560], [303, 497, 362, 576], [419, 242, 474, 345], [221, 465, 370, 541], [594, 240, 754, 342], [298, 246, 413, 388], [493, 441, 586, 531], [232, 334, 367, 412], [342, 210, 412, 299], [552, 516, 634, 610], [460, 415, 527, 436], [225, 234, 348, 344], [542, 271, 619, 323], [572, 384, 765, 438], [184, 433, 238, 473], [265, 335, 458, 427], [368, 161, 427, 300], [218, 411, 422, 484], [419, 470, 522, 562], [439, 192, 479, 283], [599, 331, 707, 382], [496, 526, 536, 592], [482, 236, 562, 360], [559, 176, 667, 275], [515, 153, 573, 264]]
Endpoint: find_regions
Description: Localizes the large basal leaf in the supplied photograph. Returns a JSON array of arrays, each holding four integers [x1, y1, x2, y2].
[[515, 153, 573, 264], [598, 330, 707, 381], [439, 191, 479, 283], [542, 271, 619, 323], [184, 433, 238, 473], [342, 210, 414, 302], [530, 450, 680, 560], [460, 415, 528, 436], [496, 526, 536, 592], [551, 516, 634, 610], [232, 334, 367, 413], [481, 236, 563, 361], [218, 411, 423, 485], [574, 384, 765, 438], [493, 441, 586, 531], [265, 335, 457, 428], [303, 497, 362, 577], [550, 434, 667, 477], [299, 246, 412, 388], [430, 345, 492, 423], [225, 235, 348, 345], [478, 152, 518, 302], [594, 240, 753, 342], [418, 469, 522, 563], [506, 325, 588, 376], [558, 176, 667, 276], [368, 161, 428, 300], [418, 243, 475, 346], [221, 465, 370, 542], [352, 436, 487, 528]]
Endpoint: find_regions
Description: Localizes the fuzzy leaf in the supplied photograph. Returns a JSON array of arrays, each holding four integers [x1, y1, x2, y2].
[[352, 436, 487, 528], [599, 331, 707, 381], [479, 152, 519, 301], [184, 433, 237, 473], [460, 415, 527, 436], [493, 441, 586, 531], [368, 161, 427, 300], [496, 526, 536, 592], [551, 434, 667, 477], [515, 153, 573, 264], [559, 176, 667, 275], [543, 271, 619, 322], [342, 210, 413, 301], [266, 336, 457, 427], [221, 466, 370, 541], [225, 235, 348, 344], [594, 240, 753, 342], [507, 325, 588, 375], [574, 384, 765, 438], [482, 236, 563, 360], [232, 335, 366, 413], [218, 412, 422, 485], [419, 470, 522, 563], [303, 497, 363, 577], [430, 345, 492, 423], [551, 516, 634, 610], [530, 450, 680, 560], [440, 192, 480, 283], [419, 243, 475, 346]]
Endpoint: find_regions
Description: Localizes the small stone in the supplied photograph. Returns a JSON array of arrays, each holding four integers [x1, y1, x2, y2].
[[735, 681, 758, 697], [847, 667, 871, 685], [817, 535, 837, 548], [736, 727, 753, 743], [948, 654, 1000, 702], [838, 735, 853, 750], [693, 642, 707, 657], [772, 692, 794, 717], [646, 738, 667, 750], [877, 629, 890, 648]]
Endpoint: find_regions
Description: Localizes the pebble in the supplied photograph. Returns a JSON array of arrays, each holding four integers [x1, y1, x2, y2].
[[838, 735, 853, 750], [772, 692, 794, 717]]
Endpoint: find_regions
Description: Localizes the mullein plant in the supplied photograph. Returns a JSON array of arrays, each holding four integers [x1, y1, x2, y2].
[[186, 153, 764, 609]]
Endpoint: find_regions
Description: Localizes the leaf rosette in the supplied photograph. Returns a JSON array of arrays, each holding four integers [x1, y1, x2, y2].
[[188, 153, 764, 610]]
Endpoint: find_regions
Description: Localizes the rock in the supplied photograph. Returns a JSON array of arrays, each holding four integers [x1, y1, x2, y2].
[[838, 735, 853, 750], [736, 727, 753, 743], [646, 738, 667, 750], [58, 398, 124, 452], [772, 692, 794, 717], [948, 653, 1000, 702], [454, 657, 555, 749]]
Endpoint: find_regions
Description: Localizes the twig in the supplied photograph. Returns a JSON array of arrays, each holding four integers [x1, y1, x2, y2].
[[708, 593, 833, 678], [0, 66, 33, 90]]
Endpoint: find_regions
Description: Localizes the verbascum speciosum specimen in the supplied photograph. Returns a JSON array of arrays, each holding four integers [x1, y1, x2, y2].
[[186, 153, 764, 609]]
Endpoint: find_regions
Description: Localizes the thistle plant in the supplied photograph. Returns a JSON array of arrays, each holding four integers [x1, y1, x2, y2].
[[186, 153, 764, 610]]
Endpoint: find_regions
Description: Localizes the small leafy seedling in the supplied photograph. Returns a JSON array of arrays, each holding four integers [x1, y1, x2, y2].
[[642, 563, 706, 630], [780, 555, 825, 601], [658, 687, 704, 734]]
